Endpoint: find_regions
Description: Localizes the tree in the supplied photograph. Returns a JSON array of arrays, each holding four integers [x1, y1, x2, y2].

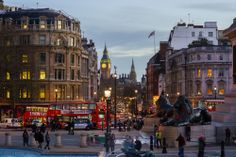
[[188, 38, 210, 48]]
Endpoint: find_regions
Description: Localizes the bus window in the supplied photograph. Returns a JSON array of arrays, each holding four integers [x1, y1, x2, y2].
[[82, 104, 88, 109], [89, 104, 96, 109]]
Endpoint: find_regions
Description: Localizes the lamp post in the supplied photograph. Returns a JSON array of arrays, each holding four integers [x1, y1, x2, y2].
[[55, 88, 58, 103], [113, 70, 117, 129], [104, 89, 111, 154], [135, 89, 138, 118], [214, 87, 217, 99]]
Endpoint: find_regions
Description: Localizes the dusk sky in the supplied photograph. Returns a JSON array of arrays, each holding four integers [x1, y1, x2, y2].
[[5, 0, 236, 81]]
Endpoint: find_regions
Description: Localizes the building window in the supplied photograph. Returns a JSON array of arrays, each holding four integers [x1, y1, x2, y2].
[[218, 82, 225, 95], [207, 83, 213, 95], [39, 87, 45, 99], [71, 54, 75, 65], [20, 70, 31, 80], [71, 69, 74, 80], [207, 68, 213, 77], [197, 68, 201, 78], [55, 69, 65, 80], [39, 70, 46, 80], [39, 35, 46, 45], [19, 88, 31, 98], [56, 39, 61, 46], [197, 54, 201, 60], [6, 89, 10, 99], [40, 53, 46, 64], [81, 58, 88, 77], [57, 20, 62, 30], [218, 69, 224, 77], [22, 54, 29, 63], [208, 32, 213, 37], [196, 82, 201, 95], [78, 56, 81, 66], [40, 20, 46, 29], [55, 53, 65, 63], [191, 32, 195, 37], [21, 20, 28, 29], [70, 37, 74, 47], [6, 72, 10, 80], [199, 31, 203, 37], [219, 55, 223, 60], [20, 35, 30, 45], [207, 54, 211, 60]]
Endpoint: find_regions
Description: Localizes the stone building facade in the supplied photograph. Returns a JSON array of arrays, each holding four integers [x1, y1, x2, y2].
[[165, 46, 232, 106], [0, 8, 97, 115]]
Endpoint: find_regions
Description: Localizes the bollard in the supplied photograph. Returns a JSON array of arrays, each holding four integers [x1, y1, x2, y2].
[[221, 140, 225, 157], [54, 133, 62, 147], [80, 134, 88, 147], [30, 133, 37, 147], [5, 133, 11, 146]]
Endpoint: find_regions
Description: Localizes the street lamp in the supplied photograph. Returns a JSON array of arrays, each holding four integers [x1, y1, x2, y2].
[[135, 89, 138, 118], [104, 89, 111, 154], [214, 87, 217, 99], [55, 88, 58, 103], [177, 92, 180, 96], [113, 71, 117, 129]]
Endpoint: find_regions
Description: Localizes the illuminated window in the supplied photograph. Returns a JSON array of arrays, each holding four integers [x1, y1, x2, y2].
[[6, 90, 10, 99], [207, 68, 213, 77], [6, 72, 10, 80], [22, 54, 28, 63], [219, 82, 225, 95], [207, 84, 213, 95], [20, 88, 31, 98], [22, 20, 28, 29], [57, 20, 62, 30], [197, 68, 201, 78], [39, 70, 46, 80], [70, 37, 74, 46], [39, 87, 45, 99], [20, 71, 31, 80], [56, 39, 61, 46], [40, 20, 46, 29]]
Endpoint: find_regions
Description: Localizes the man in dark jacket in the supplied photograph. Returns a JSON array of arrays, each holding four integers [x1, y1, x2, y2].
[[134, 139, 142, 151], [176, 133, 185, 157]]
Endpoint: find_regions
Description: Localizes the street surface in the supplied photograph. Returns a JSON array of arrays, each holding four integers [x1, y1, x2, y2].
[[0, 129, 235, 157]]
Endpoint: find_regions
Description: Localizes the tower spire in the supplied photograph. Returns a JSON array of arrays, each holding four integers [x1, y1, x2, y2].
[[130, 58, 137, 82]]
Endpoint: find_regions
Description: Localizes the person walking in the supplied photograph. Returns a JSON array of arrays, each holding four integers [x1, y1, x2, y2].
[[198, 136, 205, 157], [37, 131, 44, 149], [162, 137, 167, 154], [176, 133, 185, 157], [44, 131, 50, 150], [110, 133, 116, 154], [225, 127, 231, 145], [156, 129, 162, 148], [150, 135, 154, 151], [23, 129, 29, 147]]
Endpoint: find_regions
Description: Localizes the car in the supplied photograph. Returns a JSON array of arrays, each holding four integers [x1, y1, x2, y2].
[[73, 118, 93, 130]]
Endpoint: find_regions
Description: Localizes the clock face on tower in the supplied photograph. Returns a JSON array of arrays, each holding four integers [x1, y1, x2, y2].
[[102, 63, 107, 69], [108, 64, 110, 69]]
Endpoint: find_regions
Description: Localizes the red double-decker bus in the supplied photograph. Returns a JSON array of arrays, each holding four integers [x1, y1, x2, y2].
[[47, 101, 108, 129]]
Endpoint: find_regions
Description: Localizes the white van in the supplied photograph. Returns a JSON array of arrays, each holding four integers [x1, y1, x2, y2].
[[0, 118, 22, 128]]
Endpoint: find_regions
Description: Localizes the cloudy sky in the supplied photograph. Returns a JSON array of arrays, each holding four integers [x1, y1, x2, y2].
[[4, 0, 236, 80]]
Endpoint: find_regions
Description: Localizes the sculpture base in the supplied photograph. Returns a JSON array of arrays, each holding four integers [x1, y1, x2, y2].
[[159, 125, 215, 147]]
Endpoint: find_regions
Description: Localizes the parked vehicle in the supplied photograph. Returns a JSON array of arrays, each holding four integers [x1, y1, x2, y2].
[[0, 118, 22, 128], [65, 118, 93, 130]]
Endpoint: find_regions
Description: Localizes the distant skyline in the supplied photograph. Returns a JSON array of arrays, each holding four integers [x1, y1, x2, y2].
[[4, 0, 236, 81]]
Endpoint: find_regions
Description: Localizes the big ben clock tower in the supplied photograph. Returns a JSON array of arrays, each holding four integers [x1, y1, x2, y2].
[[100, 44, 111, 80]]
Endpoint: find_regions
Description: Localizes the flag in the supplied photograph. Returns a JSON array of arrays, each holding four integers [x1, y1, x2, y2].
[[148, 31, 155, 38]]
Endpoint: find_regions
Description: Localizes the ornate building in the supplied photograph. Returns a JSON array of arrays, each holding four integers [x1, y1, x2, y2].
[[165, 46, 232, 106], [129, 59, 137, 82], [0, 8, 97, 117]]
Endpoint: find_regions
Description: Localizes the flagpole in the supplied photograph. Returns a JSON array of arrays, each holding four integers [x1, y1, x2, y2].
[[154, 32, 156, 54]]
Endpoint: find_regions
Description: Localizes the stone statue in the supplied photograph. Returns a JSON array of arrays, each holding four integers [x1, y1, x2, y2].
[[156, 95, 211, 126]]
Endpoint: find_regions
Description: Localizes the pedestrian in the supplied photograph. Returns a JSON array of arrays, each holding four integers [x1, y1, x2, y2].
[[23, 129, 29, 147], [198, 136, 205, 157], [71, 120, 75, 135], [150, 135, 154, 151], [44, 131, 50, 150], [185, 124, 191, 141], [176, 133, 185, 157], [153, 124, 158, 147], [40, 123, 46, 133], [134, 138, 142, 151], [162, 137, 167, 154], [156, 129, 162, 148], [37, 131, 44, 149], [110, 133, 115, 154], [225, 127, 231, 145], [118, 120, 122, 132]]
